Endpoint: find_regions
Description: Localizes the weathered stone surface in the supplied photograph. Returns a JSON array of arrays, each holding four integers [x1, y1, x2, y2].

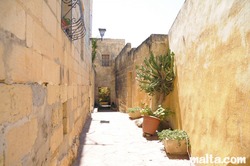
[[31, 83, 46, 107], [47, 84, 60, 105], [0, 84, 32, 124], [42, 1, 57, 38], [5, 118, 38, 166], [115, 35, 168, 112], [0, 1, 26, 40], [6, 44, 43, 83], [26, 14, 33, 48], [60, 85, 68, 103], [50, 125, 63, 155], [168, 0, 250, 161], [18, 0, 43, 21], [0, 0, 94, 165], [42, 57, 60, 85], [51, 106, 63, 129], [0, 41, 5, 81]]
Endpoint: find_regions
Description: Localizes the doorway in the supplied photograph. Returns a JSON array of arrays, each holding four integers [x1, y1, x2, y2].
[[98, 87, 111, 106]]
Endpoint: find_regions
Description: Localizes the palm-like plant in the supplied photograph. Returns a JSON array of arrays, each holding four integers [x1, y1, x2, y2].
[[136, 49, 175, 105]]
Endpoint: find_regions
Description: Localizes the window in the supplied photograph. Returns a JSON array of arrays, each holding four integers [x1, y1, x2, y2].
[[61, 0, 86, 41], [102, 54, 110, 66]]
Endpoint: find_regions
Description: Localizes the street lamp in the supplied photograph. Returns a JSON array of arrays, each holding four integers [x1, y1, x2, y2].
[[98, 28, 106, 40]]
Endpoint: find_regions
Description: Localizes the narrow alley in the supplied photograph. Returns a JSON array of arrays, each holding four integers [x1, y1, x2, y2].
[[72, 108, 191, 166]]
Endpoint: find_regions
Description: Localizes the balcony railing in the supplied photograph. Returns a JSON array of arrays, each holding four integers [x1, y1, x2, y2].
[[61, 0, 86, 41]]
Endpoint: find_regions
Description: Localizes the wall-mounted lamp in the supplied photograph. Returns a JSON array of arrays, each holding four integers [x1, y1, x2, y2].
[[98, 28, 106, 40]]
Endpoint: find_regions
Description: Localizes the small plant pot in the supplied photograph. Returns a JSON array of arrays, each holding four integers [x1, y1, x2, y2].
[[163, 139, 188, 155], [128, 111, 141, 119], [142, 116, 160, 135]]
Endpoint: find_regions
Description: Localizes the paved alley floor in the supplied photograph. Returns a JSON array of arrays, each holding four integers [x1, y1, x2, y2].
[[73, 110, 192, 166]]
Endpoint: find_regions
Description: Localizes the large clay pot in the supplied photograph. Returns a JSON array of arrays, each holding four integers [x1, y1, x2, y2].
[[163, 139, 188, 155], [142, 116, 160, 135]]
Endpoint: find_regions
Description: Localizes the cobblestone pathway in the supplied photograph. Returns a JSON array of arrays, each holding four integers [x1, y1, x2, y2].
[[73, 109, 192, 166]]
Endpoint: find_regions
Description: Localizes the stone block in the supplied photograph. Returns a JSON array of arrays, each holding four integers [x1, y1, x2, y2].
[[18, 0, 43, 21], [31, 51, 43, 83], [42, 57, 60, 85], [63, 117, 69, 135], [51, 106, 63, 128], [63, 100, 72, 134], [0, 1, 26, 40], [60, 85, 68, 103], [6, 44, 29, 83], [5, 118, 38, 166], [0, 153, 3, 166], [32, 21, 53, 58], [77, 94, 82, 107], [0, 41, 5, 81], [0, 84, 32, 124], [26, 14, 33, 48], [47, 85, 60, 105], [47, 0, 57, 15], [67, 86, 73, 99], [42, 1, 57, 38], [73, 85, 77, 98], [6, 44, 42, 83], [50, 125, 63, 154], [73, 97, 78, 110], [74, 107, 81, 122], [56, 1, 61, 22]]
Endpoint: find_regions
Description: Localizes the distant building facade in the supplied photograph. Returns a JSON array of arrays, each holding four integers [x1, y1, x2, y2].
[[93, 38, 125, 106]]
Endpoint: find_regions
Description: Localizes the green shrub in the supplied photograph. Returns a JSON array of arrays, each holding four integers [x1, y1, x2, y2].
[[157, 129, 190, 146]]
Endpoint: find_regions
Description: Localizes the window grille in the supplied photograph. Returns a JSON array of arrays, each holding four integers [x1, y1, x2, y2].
[[61, 0, 86, 41], [102, 55, 110, 66]]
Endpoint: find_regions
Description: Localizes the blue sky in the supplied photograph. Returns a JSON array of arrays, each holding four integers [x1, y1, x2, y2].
[[92, 0, 185, 47]]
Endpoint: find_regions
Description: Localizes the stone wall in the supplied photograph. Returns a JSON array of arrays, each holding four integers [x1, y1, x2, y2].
[[115, 35, 169, 112], [93, 38, 125, 105], [168, 0, 250, 162], [0, 0, 94, 165]]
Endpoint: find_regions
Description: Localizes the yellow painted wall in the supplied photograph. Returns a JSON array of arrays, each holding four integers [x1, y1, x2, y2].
[[0, 0, 94, 165], [168, 0, 250, 164]]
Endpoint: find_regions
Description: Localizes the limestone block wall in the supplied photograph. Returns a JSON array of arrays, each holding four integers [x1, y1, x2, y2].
[[0, 0, 94, 165], [168, 0, 250, 162], [115, 35, 169, 112], [93, 39, 125, 105]]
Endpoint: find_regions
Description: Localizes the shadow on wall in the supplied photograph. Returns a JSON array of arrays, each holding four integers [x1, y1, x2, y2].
[[162, 67, 183, 130], [171, 67, 183, 130]]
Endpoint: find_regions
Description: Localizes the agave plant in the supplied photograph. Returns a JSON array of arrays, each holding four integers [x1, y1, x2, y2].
[[136, 49, 175, 105]]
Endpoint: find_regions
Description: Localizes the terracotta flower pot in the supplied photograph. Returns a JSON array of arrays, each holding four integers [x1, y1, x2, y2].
[[142, 116, 160, 135], [163, 139, 188, 155]]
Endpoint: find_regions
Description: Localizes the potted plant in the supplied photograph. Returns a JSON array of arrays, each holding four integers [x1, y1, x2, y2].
[[136, 50, 175, 135], [157, 129, 190, 155], [127, 107, 142, 119], [141, 105, 173, 135], [136, 50, 175, 107], [61, 17, 71, 30]]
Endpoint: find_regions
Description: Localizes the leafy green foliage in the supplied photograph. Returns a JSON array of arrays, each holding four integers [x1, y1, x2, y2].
[[127, 107, 141, 113], [92, 39, 97, 62], [136, 50, 175, 98], [157, 129, 190, 146], [140, 105, 174, 121], [98, 87, 110, 102]]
